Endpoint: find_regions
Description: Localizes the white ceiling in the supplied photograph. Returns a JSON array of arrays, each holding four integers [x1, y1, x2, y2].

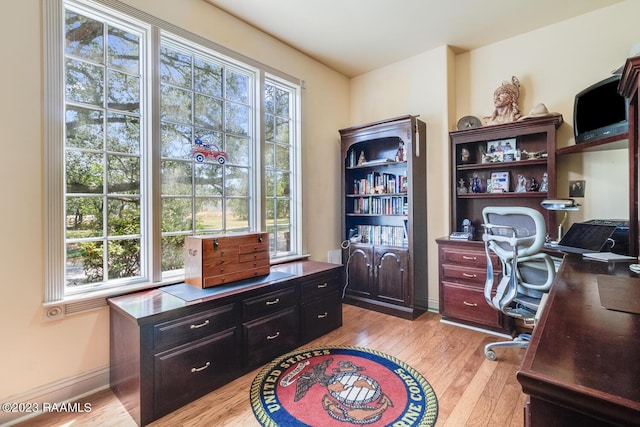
[[204, 0, 622, 77]]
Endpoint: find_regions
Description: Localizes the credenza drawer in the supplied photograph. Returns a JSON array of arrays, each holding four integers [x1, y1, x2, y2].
[[300, 273, 341, 302], [441, 282, 502, 329], [302, 292, 342, 342], [243, 306, 299, 368], [153, 303, 237, 350], [242, 287, 298, 321], [153, 327, 240, 418]]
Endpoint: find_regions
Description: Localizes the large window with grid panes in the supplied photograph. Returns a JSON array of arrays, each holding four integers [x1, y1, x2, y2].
[[44, 0, 302, 309]]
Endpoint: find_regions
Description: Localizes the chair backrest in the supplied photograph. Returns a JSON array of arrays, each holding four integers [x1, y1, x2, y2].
[[482, 206, 546, 260]]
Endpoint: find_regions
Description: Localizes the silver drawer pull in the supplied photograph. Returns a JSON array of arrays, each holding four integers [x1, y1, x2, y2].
[[317, 283, 328, 288], [462, 255, 477, 260], [191, 361, 211, 372], [462, 272, 477, 278], [190, 319, 210, 329], [317, 312, 328, 319], [267, 331, 280, 340], [463, 301, 478, 307], [266, 298, 280, 305]]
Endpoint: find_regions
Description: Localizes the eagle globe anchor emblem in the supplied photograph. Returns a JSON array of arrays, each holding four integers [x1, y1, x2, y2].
[[294, 359, 393, 424]]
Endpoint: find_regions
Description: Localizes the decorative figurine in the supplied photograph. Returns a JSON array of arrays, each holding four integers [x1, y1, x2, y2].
[[486, 178, 493, 193], [539, 172, 549, 192], [483, 76, 522, 126], [457, 178, 468, 194], [357, 151, 366, 166], [395, 142, 405, 162], [471, 175, 482, 193], [515, 174, 527, 192]]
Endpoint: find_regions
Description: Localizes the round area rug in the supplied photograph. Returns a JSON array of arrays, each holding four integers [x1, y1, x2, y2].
[[250, 345, 438, 427]]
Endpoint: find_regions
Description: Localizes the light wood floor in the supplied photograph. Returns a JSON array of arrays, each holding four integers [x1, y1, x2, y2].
[[17, 305, 526, 426]]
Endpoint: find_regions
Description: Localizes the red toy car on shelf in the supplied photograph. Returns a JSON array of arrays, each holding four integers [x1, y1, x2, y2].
[[192, 138, 228, 164]]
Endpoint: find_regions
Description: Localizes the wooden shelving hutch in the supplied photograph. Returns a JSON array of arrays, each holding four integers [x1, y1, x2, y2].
[[339, 115, 427, 320]]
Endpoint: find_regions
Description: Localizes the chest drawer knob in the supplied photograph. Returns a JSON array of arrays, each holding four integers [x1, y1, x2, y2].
[[317, 283, 328, 289], [190, 319, 210, 329], [191, 361, 211, 373], [462, 255, 477, 261], [265, 298, 280, 306], [462, 272, 477, 278], [463, 301, 478, 307], [317, 312, 328, 319]]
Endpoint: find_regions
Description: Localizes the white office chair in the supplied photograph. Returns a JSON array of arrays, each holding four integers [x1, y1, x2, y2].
[[481, 206, 555, 361]]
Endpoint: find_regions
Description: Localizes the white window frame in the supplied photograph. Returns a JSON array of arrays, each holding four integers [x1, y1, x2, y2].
[[43, 0, 304, 319]]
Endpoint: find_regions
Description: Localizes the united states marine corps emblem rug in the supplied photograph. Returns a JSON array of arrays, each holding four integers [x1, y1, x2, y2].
[[250, 346, 438, 426]]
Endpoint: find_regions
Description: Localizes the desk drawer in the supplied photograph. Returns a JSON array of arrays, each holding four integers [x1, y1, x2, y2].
[[441, 281, 502, 329], [441, 264, 486, 287], [302, 292, 342, 342], [300, 273, 341, 302], [242, 287, 297, 321]]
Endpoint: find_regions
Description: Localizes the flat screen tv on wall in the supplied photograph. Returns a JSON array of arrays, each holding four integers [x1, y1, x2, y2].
[[574, 74, 628, 144]]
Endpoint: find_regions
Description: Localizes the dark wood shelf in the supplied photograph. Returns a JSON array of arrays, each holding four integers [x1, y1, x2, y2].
[[457, 191, 547, 199], [457, 158, 547, 171], [556, 133, 629, 155]]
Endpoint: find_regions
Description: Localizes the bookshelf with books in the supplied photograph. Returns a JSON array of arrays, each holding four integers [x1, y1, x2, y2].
[[340, 115, 427, 319]]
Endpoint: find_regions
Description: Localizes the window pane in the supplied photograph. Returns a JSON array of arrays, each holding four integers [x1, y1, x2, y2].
[[226, 198, 249, 229], [107, 113, 140, 154], [225, 69, 249, 103], [194, 163, 223, 196], [276, 199, 291, 223], [265, 170, 274, 197], [194, 93, 223, 130], [275, 87, 290, 116], [275, 118, 289, 144], [160, 46, 191, 88], [265, 114, 275, 141], [276, 225, 291, 252], [276, 171, 290, 197], [66, 150, 104, 194], [264, 141, 275, 169], [195, 198, 222, 231], [107, 238, 141, 279], [265, 199, 275, 226], [275, 143, 290, 170], [66, 241, 104, 285], [108, 69, 140, 113], [107, 198, 140, 235], [107, 26, 139, 74], [225, 166, 248, 197], [162, 197, 193, 232], [225, 101, 249, 135], [65, 11, 104, 62], [226, 136, 249, 165], [66, 196, 103, 239], [162, 235, 186, 271], [66, 107, 103, 150], [161, 84, 192, 124], [161, 123, 192, 159], [194, 58, 222, 97], [264, 85, 275, 113], [161, 160, 193, 196], [107, 154, 140, 194], [66, 58, 104, 106]]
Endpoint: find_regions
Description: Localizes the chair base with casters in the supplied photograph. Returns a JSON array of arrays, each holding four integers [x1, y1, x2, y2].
[[481, 206, 555, 361]]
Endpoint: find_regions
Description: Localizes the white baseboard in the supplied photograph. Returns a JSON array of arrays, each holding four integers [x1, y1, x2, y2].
[[0, 366, 110, 426]]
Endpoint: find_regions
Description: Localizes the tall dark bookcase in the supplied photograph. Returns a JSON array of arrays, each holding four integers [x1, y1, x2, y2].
[[339, 115, 427, 319]]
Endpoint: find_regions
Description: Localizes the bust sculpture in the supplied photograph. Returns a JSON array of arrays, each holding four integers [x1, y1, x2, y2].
[[484, 76, 522, 125]]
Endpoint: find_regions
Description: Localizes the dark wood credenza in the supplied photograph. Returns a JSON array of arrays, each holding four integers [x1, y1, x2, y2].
[[108, 260, 343, 426], [517, 255, 640, 426]]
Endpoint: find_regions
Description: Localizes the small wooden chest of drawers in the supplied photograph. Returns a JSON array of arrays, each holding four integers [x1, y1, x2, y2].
[[436, 238, 510, 333], [185, 232, 270, 288]]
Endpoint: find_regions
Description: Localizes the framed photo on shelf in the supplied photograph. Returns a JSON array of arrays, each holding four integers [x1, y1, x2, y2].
[[490, 171, 509, 193], [487, 138, 516, 154]]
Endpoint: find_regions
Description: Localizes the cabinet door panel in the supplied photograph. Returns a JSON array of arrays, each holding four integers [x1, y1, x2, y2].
[[302, 292, 342, 342], [344, 246, 372, 297], [374, 247, 408, 303]]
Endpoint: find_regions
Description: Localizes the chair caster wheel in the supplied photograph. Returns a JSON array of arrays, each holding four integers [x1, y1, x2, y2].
[[485, 350, 497, 361]]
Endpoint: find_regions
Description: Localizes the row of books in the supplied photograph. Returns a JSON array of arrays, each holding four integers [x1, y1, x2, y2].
[[353, 172, 407, 195], [352, 196, 408, 215], [356, 225, 407, 246]]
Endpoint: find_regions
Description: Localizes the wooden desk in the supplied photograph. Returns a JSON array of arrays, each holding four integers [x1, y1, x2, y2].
[[517, 254, 640, 426]]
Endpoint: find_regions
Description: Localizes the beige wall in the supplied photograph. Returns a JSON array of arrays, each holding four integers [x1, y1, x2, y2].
[[2, 0, 639, 411], [349, 0, 640, 308], [0, 0, 349, 402]]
